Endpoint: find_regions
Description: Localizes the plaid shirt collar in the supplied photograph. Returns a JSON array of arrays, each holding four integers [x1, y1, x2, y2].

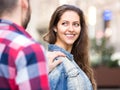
[[0, 19, 32, 39]]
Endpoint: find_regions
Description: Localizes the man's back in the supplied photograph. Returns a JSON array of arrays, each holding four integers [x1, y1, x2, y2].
[[0, 19, 50, 90]]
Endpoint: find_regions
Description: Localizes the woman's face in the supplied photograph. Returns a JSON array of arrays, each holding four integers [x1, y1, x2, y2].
[[55, 10, 81, 50]]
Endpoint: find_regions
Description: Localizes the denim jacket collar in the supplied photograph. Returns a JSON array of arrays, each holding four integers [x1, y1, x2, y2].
[[48, 44, 74, 61]]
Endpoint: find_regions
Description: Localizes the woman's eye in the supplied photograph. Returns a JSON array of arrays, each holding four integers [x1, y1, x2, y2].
[[73, 23, 80, 27], [62, 22, 68, 26]]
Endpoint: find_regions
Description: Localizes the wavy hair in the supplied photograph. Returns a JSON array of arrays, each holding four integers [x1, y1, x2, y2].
[[43, 4, 96, 90]]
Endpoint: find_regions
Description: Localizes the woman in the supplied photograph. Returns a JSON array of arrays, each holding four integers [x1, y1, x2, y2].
[[44, 4, 96, 90]]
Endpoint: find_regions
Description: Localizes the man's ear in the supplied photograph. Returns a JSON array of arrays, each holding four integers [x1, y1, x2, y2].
[[21, 0, 28, 9]]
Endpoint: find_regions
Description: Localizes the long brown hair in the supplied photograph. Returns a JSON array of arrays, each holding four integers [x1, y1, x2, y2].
[[43, 4, 96, 90]]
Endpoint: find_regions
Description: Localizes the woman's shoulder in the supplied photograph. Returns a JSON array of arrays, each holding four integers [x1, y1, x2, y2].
[[56, 56, 68, 61]]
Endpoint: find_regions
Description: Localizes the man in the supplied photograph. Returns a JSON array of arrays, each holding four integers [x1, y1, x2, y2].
[[0, 0, 64, 89]]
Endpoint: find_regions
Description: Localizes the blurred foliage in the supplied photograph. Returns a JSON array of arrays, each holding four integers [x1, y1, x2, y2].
[[90, 37, 119, 68]]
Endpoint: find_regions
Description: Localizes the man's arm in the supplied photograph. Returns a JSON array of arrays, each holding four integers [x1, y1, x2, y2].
[[46, 51, 65, 73], [15, 44, 50, 90]]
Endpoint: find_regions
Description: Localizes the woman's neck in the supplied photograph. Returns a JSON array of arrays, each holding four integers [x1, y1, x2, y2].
[[55, 43, 72, 53]]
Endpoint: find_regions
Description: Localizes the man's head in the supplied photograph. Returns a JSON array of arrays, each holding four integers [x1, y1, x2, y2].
[[0, 0, 31, 29], [0, 0, 17, 16]]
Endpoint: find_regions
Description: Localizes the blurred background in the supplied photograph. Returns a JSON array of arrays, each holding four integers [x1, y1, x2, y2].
[[27, 0, 120, 90]]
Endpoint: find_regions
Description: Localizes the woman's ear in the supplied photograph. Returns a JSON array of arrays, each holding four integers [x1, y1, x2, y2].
[[54, 27, 57, 32]]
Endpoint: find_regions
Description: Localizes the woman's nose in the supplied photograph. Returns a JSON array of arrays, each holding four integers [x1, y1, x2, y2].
[[68, 25, 74, 31]]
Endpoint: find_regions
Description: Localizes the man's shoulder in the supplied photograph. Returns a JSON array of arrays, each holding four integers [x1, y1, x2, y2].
[[11, 34, 43, 51], [0, 29, 42, 49]]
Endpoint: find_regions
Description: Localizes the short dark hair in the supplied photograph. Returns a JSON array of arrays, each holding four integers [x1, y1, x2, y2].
[[0, 0, 18, 16]]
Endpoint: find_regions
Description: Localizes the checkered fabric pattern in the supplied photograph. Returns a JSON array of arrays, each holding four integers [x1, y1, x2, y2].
[[0, 19, 50, 90]]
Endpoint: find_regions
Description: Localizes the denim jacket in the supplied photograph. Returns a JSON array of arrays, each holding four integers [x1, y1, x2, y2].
[[48, 44, 93, 90]]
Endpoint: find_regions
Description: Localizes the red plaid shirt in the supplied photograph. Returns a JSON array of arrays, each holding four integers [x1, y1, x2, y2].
[[0, 19, 50, 90]]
